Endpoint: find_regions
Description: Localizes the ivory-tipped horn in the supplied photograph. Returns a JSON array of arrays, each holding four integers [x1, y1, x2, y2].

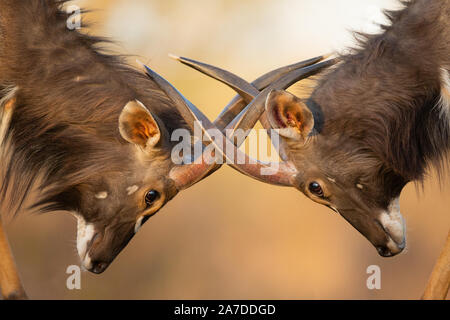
[[143, 65, 299, 189], [170, 53, 333, 130], [171, 55, 336, 160]]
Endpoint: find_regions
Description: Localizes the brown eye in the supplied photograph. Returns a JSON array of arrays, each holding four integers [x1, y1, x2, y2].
[[145, 190, 160, 206], [309, 182, 324, 198]]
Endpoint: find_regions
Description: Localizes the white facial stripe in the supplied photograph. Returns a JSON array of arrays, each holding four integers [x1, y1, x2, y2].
[[70, 212, 97, 270], [73, 213, 96, 261], [74, 76, 88, 82], [95, 191, 108, 199], [127, 185, 139, 195], [378, 197, 405, 246], [134, 216, 144, 233], [327, 177, 336, 183], [438, 68, 450, 126]]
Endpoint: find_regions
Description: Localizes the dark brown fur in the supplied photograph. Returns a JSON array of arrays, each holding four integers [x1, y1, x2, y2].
[[311, 0, 450, 184], [0, 0, 187, 216], [268, 0, 449, 256]]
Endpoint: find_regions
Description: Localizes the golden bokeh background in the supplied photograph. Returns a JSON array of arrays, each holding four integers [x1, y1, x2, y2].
[[3, 0, 449, 299]]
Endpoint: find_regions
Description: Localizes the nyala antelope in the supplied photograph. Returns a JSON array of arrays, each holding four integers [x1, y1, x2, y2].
[[174, 0, 450, 298], [0, 0, 332, 299]]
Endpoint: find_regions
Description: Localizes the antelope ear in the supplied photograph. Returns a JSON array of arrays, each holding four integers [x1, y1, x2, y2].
[[265, 90, 314, 141], [119, 100, 161, 150]]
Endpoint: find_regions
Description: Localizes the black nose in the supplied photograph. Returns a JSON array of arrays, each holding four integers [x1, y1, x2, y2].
[[376, 246, 394, 257], [375, 238, 406, 257], [90, 261, 109, 274]]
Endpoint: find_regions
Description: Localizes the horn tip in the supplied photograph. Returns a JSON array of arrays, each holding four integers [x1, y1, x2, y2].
[[142, 64, 158, 80], [168, 53, 181, 61], [136, 59, 146, 70], [142, 64, 153, 74]]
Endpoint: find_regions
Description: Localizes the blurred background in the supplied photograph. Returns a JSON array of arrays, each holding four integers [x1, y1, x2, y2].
[[3, 0, 449, 299]]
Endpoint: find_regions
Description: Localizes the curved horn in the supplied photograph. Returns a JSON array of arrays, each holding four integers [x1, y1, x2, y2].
[[169, 55, 337, 182], [143, 65, 300, 189], [170, 53, 332, 130], [220, 59, 336, 139], [172, 56, 335, 155], [169, 55, 335, 182]]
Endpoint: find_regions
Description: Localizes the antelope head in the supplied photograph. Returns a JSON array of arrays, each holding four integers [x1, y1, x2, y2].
[[175, 55, 406, 257], [71, 56, 330, 274]]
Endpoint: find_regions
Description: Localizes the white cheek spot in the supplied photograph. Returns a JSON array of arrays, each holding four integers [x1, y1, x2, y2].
[[356, 184, 364, 190], [127, 185, 139, 195], [95, 191, 108, 199], [134, 216, 143, 233], [378, 197, 405, 246]]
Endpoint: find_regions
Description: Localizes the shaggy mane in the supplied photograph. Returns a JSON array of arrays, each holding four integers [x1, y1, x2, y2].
[[311, 0, 450, 184], [0, 0, 185, 216]]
